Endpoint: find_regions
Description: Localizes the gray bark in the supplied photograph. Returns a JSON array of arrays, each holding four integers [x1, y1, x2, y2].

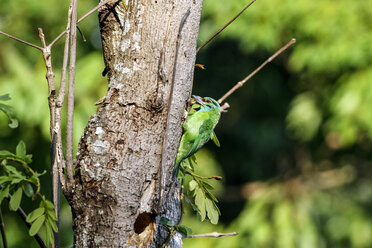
[[67, 0, 203, 247]]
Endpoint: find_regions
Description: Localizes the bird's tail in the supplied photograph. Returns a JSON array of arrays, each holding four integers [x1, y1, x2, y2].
[[172, 161, 180, 181]]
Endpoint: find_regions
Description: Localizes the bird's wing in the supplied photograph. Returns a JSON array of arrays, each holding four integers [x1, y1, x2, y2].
[[187, 118, 214, 157]]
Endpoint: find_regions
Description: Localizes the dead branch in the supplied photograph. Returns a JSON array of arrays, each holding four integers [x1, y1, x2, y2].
[[218, 38, 296, 104], [186, 232, 238, 238], [0, 31, 43, 51], [196, 0, 256, 54]]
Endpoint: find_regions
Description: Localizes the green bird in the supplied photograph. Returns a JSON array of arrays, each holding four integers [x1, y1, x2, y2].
[[174, 95, 221, 177]]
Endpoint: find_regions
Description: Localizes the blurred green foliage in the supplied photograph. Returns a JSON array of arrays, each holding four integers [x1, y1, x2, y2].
[[1, 0, 372, 247]]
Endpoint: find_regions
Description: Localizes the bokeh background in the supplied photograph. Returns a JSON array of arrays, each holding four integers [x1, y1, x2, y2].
[[1, 0, 372, 247]]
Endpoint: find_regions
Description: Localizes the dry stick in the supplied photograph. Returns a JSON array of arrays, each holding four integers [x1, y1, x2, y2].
[[55, 0, 74, 193], [38, 28, 61, 248], [218, 38, 297, 105], [65, 0, 77, 183], [196, 0, 256, 54], [49, 0, 112, 47], [0, 31, 43, 51], [0, 0, 112, 50], [38, 29, 56, 138], [186, 232, 238, 238], [50, 2, 75, 247]]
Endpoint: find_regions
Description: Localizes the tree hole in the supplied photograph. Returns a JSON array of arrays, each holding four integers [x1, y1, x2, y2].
[[134, 212, 153, 234]]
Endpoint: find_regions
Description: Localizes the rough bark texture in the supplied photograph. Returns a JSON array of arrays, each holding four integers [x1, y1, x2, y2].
[[68, 0, 203, 247]]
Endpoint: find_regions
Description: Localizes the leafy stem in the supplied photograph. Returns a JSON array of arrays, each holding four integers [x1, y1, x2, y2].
[[185, 170, 222, 181]]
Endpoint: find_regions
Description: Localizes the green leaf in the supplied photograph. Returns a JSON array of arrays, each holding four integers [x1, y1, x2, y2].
[[0, 94, 11, 101], [189, 154, 197, 163], [4, 165, 24, 178], [211, 131, 220, 147], [45, 221, 55, 246], [0, 103, 18, 128], [202, 181, 214, 190], [0, 176, 13, 185], [195, 188, 206, 221], [30, 170, 46, 184], [212, 200, 221, 215], [159, 217, 172, 227], [34, 170, 47, 177], [10, 178, 24, 184], [186, 157, 195, 171], [23, 154, 32, 164], [41, 199, 55, 210], [46, 216, 58, 232], [0, 103, 13, 116], [29, 215, 45, 236], [0, 185, 10, 205], [9, 187, 23, 211], [47, 209, 58, 221], [189, 180, 197, 191], [26, 207, 45, 223], [0, 150, 15, 158], [22, 183, 34, 197], [205, 189, 218, 203], [16, 141, 26, 158], [206, 198, 219, 224], [174, 225, 192, 237], [184, 194, 199, 213]]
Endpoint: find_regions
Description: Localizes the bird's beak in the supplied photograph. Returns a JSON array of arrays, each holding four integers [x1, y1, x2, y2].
[[192, 95, 205, 106]]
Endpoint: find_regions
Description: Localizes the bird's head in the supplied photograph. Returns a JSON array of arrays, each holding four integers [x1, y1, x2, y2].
[[192, 95, 220, 111]]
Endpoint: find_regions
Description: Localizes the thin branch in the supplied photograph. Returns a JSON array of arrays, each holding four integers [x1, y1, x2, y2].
[[49, 0, 112, 47], [186, 232, 238, 238], [16, 206, 47, 248], [38, 27, 61, 248], [220, 102, 230, 112], [0, 191, 47, 248], [66, 0, 78, 183], [0, 209, 8, 248], [196, 0, 256, 54], [76, 26, 87, 42], [186, 171, 222, 180], [57, 5, 72, 105], [0, 31, 43, 51], [218, 38, 296, 104], [54, 0, 73, 194], [38, 28, 57, 137]]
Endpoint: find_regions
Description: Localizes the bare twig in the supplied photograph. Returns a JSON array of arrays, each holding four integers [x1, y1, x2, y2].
[[220, 102, 230, 112], [38, 27, 61, 248], [66, 0, 78, 183], [49, 0, 112, 47], [38, 28, 56, 136], [186, 232, 238, 238], [218, 38, 296, 104], [0, 31, 43, 51], [54, 0, 73, 194], [76, 26, 87, 42], [196, 0, 256, 54]]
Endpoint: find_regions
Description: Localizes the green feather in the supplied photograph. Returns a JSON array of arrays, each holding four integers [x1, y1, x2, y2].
[[174, 96, 221, 177], [211, 131, 220, 147]]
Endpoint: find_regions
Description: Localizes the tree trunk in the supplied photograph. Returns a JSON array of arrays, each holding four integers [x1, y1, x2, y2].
[[67, 0, 203, 247]]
